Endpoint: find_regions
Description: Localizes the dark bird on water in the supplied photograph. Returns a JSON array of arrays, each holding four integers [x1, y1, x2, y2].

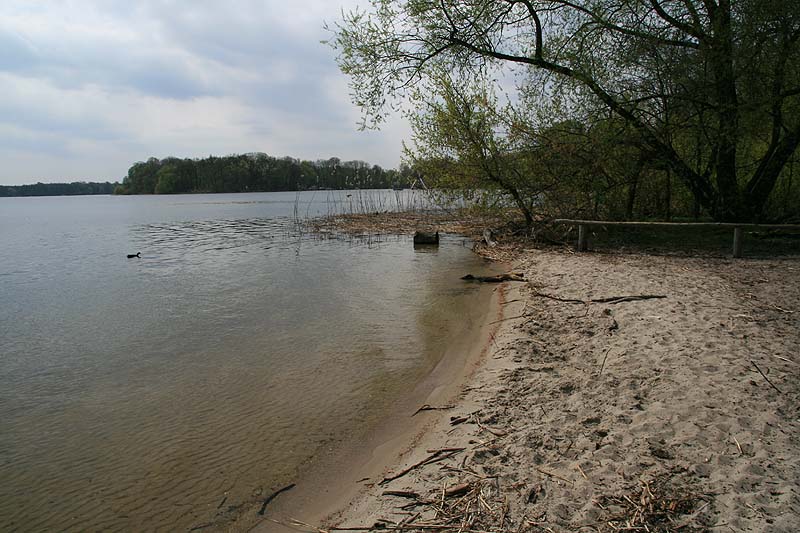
[[127, 252, 141, 258]]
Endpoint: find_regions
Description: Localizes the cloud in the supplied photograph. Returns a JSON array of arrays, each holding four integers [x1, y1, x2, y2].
[[0, 0, 406, 185]]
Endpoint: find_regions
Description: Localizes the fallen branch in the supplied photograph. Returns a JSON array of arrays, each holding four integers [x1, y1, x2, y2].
[[450, 415, 469, 426], [592, 294, 667, 304], [529, 284, 667, 305], [529, 289, 585, 304], [462, 273, 526, 283], [379, 449, 464, 485], [412, 404, 454, 416], [381, 490, 420, 499]]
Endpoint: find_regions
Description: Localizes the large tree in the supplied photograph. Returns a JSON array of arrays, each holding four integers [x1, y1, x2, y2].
[[331, 0, 800, 221], [405, 72, 540, 225]]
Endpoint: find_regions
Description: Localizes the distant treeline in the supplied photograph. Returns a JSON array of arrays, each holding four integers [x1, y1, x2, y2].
[[0, 181, 118, 197], [115, 153, 412, 195]]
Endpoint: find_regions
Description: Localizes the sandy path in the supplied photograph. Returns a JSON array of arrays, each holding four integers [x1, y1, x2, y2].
[[304, 250, 800, 532]]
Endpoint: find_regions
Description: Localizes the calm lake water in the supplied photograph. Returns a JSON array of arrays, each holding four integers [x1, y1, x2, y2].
[[0, 191, 494, 532]]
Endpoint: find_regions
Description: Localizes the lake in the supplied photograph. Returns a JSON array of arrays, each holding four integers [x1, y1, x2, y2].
[[0, 191, 494, 532]]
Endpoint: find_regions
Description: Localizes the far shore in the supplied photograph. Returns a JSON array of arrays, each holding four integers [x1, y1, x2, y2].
[[250, 212, 799, 532]]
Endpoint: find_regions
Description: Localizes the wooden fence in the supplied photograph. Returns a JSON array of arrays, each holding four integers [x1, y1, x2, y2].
[[553, 219, 800, 258]]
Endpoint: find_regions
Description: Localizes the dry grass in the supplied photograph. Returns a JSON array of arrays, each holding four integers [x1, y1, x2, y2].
[[305, 210, 569, 263]]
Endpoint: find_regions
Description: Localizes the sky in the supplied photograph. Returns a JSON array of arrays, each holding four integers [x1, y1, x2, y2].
[[0, 1, 410, 185]]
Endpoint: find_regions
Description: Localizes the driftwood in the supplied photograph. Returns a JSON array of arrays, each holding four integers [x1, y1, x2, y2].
[[529, 284, 666, 305], [379, 448, 465, 485], [412, 404, 454, 416], [444, 483, 471, 498], [449, 415, 469, 426], [382, 490, 420, 499], [257, 483, 296, 515], [462, 272, 526, 283]]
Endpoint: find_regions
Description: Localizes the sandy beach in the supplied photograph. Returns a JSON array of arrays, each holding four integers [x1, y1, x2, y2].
[[257, 245, 799, 532]]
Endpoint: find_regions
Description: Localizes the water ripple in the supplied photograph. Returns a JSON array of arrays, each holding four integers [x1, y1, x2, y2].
[[0, 193, 493, 532]]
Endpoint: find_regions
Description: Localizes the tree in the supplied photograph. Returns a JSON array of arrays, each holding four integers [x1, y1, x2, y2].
[[405, 71, 538, 225], [330, 0, 800, 221], [123, 157, 161, 194]]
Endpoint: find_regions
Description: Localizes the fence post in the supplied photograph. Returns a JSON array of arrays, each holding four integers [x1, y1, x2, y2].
[[577, 224, 588, 252], [733, 227, 743, 258]]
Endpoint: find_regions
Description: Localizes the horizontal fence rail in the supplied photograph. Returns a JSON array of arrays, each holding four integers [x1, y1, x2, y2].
[[552, 219, 800, 258]]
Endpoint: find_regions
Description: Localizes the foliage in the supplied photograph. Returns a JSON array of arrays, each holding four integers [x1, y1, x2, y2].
[[114, 153, 411, 195], [404, 72, 539, 224], [330, 0, 800, 222], [0, 181, 118, 197]]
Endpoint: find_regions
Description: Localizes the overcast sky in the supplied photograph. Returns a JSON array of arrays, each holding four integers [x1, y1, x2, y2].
[[0, 1, 409, 185]]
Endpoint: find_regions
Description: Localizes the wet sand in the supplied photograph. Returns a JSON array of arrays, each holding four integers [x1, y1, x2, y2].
[[254, 249, 800, 532], [245, 282, 504, 532]]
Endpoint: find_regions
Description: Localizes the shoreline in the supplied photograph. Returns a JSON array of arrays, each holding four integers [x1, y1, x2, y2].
[[249, 243, 799, 532], [246, 265, 506, 532]]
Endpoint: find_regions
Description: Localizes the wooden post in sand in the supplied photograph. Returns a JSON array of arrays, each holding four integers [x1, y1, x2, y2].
[[577, 224, 588, 252], [733, 227, 743, 258]]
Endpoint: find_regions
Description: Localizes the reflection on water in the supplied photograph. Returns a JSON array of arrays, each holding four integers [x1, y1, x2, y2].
[[0, 193, 493, 532]]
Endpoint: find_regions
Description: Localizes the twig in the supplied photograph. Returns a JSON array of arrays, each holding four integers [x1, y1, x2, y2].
[[591, 295, 667, 304], [463, 273, 526, 283], [598, 348, 612, 376], [412, 404, 454, 416], [529, 289, 586, 304], [382, 490, 420, 499], [379, 449, 464, 485], [732, 436, 743, 455], [750, 360, 783, 394], [535, 467, 574, 486], [440, 466, 494, 479], [426, 447, 467, 454], [529, 285, 667, 306]]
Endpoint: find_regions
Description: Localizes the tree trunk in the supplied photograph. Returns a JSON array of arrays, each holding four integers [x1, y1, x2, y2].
[[625, 174, 638, 220], [708, 0, 741, 220], [665, 168, 672, 221]]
